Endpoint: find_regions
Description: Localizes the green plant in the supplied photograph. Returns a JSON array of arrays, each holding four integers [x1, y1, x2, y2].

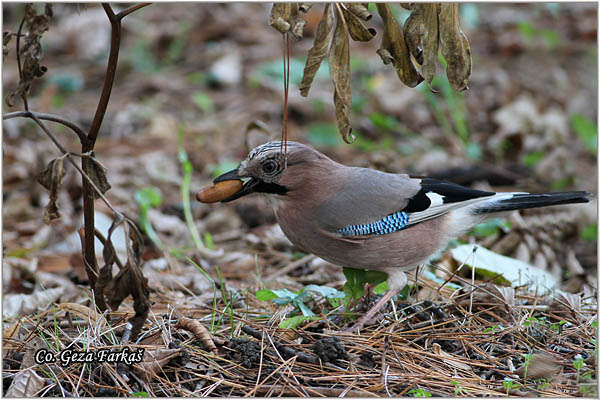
[[503, 377, 520, 395], [177, 124, 206, 250], [450, 380, 467, 395], [534, 378, 551, 391], [570, 114, 597, 156], [256, 284, 345, 328], [581, 223, 598, 242], [407, 387, 432, 397], [483, 324, 505, 334], [549, 320, 567, 333], [573, 355, 584, 383], [130, 391, 150, 397], [342, 267, 389, 307], [134, 187, 163, 249], [421, 73, 480, 160], [516, 21, 562, 49], [522, 353, 533, 380]]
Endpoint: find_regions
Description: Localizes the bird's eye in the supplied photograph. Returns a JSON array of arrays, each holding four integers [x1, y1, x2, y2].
[[262, 160, 278, 174]]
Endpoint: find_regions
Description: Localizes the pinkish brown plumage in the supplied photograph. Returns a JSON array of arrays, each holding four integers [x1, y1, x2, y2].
[[211, 141, 591, 330]]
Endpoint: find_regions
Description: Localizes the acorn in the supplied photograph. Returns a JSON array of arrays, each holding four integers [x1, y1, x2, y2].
[[196, 180, 243, 203]]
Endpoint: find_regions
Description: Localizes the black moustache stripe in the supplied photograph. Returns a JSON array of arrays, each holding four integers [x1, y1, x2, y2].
[[253, 181, 288, 195]]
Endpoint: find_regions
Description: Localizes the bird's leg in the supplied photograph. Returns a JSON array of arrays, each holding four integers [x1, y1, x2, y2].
[[344, 287, 401, 332]]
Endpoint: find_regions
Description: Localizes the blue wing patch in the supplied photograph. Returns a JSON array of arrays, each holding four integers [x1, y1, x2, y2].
[[336, 211, 409, 237]]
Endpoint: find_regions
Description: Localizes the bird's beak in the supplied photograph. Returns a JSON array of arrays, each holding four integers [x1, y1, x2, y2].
[[213, 168, 260, 202]]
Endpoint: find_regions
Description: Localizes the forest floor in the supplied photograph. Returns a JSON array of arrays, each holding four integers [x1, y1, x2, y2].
[[2, 3, 598, 397]]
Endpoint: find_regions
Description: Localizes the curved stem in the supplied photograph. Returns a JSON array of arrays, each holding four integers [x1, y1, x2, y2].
[[117, 3, 151, 20], [15, 10, 29, 110], [3, 111, 89, 145]]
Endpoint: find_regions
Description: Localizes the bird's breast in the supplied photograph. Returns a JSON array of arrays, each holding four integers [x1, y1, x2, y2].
[[273, 202, 452, 272]]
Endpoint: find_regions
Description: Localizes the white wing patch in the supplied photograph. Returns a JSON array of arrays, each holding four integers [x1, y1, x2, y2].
[[407, 193, 517, 226]]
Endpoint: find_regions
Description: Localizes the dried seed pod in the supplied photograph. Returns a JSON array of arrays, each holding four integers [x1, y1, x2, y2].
[[196, 180, 243, 203], [439, 3, 471, 91]]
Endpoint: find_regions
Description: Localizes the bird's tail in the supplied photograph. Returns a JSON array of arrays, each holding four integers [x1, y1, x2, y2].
[[472, 191, 591, 214]]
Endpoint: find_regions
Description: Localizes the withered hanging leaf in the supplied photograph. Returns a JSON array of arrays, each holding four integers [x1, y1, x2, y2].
[[402, 4, 424, 66], [342, 6, 376, 42], [375, 3, 422, 88], [6, 4, 52, 107], [421, 3, 439, 90], [269, 3, 292, 33], [299, 3, 312, 13], [345, 3, 372, 21], [329, 5, 354, 144], [269, 3, 306, 40], [399, 3, 412, 11], [3, 32, 11, 56], [37, 155, 67, 224], [87, 154, 111, 199], [439, 3, 471, 92], [299, 3, 334, 97]]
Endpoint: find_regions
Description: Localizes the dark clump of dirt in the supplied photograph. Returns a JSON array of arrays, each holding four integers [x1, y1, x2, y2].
[[312, 337, 348, 364], [226, 338, 262, 369]]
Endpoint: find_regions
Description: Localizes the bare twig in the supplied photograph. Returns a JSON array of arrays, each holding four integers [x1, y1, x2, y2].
[[3, 111, 89, 144], [117, 3, 151, 20]]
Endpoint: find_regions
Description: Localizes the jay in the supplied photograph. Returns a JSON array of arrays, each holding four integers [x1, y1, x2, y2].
[[212, 141, 590, 330]]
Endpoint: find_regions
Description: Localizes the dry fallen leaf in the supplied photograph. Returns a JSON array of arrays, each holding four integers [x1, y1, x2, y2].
[[134, 348, 183, 381], [5, 369, 45, 397], [431, 343, 472, 371], [300, 3, 334, 97], [515, 352, 560, 379]]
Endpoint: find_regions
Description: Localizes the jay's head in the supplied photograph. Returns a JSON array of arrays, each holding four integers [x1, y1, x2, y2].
[[213, 141, 332, 202]]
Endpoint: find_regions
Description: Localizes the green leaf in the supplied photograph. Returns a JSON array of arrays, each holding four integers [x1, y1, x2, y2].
[[343, 267, 366, 301], [471, 218, 510, 237], [373, 281, 388, 295], [306, 122, 343, 148], [209, 160, 240, 178], [203, 231, 214, 250], [279, 315, 319, 329], [570, 114, 597, 155], [294, 298, 315, 317], [517, 21, 537, 41], [304, 284, 345, 299], [581, 223, 597, 242], [191, 91, 214, 114], [523, 151, 545, 167], [465, 142, 482, 160], [255, 289, 278, 301], [134, 187, 163, 209], [364, 270, 388, 286], [131, 392, 150, 397], [451, 244, 558, 293]]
